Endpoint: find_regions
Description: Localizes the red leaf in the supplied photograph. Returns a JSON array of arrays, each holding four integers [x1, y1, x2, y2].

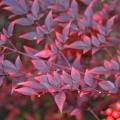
[[54, 91, 66, 112], [34, 49, 52, 58]]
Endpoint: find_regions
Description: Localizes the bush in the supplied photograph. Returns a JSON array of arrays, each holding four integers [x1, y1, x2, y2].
[[0, 0, 120, 119]]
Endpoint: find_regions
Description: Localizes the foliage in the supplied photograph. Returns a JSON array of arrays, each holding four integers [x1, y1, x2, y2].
[[0, 0, 120, 119]]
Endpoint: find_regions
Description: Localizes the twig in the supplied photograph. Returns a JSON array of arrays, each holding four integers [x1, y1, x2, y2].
[[88, 107, 100, 120]]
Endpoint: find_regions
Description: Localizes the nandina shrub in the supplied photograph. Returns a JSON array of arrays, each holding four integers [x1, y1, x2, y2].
[[0, 0, 120, 119]]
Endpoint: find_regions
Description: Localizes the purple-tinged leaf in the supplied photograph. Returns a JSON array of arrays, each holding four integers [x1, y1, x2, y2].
[[3, 0, 18, 6], [32, 59, 49, 72], [64, 41, 91, 50], [58, 0, 69, 10], [99, 81, 116, 92], [91, 36, 100, 47], [18, 0, 28, 13], [17, 80, 44, 90], [56, 32, 63, 43], [7, 22, 15, 36], [90, 67, 107, 74], [63, 22, 71, 41], [98, 34, 106, 43], [14, 87, 38, 96], [31, 0, 39, 18], [45, 11, 54, 31], [104, 60, 112, 70], [55, 14, 70, 22], [53, 71, 61, 88], [15, 17, 33, 26], [71, 67, 81, 89], [24, 46, 38, 55], [3, 60, 16, 71], [84, 70, 95, 87], [71, 67, 81, 81], [0, 33, 6, 45], [62, 71, 73, 86], [15, 56, 23, 70], [106, 16, 116, 30], [80, 0, 92, 5], [111, 60, 119, 71], [20, 32, 37, 40], [4, 5, 26, 15], [84, 1, 93, 26], [34, 49, 52, 58], [70, 0, 78, 18], [54, 91, 66, 112]]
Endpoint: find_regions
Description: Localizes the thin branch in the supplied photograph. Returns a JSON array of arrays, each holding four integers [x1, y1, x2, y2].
[[88, 108, 100, 120]]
